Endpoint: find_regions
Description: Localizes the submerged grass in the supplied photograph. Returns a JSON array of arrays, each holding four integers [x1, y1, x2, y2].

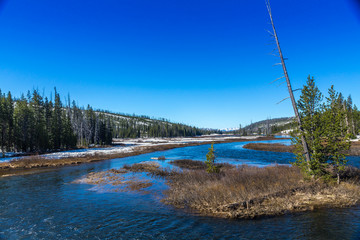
[[73, 167, 154, 192]]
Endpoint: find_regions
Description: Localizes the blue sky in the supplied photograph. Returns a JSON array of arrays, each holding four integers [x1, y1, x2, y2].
[[0, 0, 359, 129]]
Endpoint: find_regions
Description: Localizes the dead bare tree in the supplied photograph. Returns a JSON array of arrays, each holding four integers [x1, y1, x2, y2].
[[265, 0, 311, 166]]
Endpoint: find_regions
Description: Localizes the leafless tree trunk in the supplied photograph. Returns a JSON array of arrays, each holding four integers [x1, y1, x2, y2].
[[266, 0, 311, 166]]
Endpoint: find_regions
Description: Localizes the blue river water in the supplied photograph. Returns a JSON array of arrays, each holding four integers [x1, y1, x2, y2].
[[1, 139, 360, 240]]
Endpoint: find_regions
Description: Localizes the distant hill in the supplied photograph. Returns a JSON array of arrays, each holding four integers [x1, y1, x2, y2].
[[223, 117, 295, 135], [95, 110, 221, 138]]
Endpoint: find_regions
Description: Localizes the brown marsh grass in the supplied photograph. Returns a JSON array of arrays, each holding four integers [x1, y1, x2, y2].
[[244, 141, 360, 156], [73, 159, 360, 218], [73, 168, 153, 192], [0, 136, 281, 177], [243, 143, 295, 153], [162, 163, 360, 218], [169, 159, 234, 170]]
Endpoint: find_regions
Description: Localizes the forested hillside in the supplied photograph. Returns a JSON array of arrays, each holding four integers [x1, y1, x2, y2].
[[229, 95, 360, 137], [0, 88, 218, 155], [242, 117, 294, 135]]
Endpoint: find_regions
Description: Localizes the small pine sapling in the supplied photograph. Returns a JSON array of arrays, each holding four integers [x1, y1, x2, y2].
[[205, 143, 219, 173]]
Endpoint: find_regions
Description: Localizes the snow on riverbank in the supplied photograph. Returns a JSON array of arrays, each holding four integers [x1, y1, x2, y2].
[[0, 135, 261, 163]]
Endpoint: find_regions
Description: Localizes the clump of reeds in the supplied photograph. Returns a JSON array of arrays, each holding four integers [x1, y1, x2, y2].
[[162, 164, 360, 218], [73, 168, 154, 192], [243, 143, 295, 153], [123, 161, 160, 172], [123, 161, 176, 177], [73, 169, 127, 185], [169, 159, 234, 170], [170, 159, 207, 169]]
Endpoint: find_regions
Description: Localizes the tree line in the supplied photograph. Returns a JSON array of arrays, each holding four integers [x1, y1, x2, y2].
[[0, 88, 216, 156], [292, 76, 357, 183]]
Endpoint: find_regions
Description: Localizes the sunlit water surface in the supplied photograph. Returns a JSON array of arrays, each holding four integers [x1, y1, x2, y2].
[[1, 140, 360, 240]]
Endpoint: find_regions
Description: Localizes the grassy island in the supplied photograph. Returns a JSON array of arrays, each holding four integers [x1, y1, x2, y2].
[[75, 160, 360, 219]]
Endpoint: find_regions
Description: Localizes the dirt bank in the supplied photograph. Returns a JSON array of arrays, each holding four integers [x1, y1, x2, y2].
[[243, 143, 295, 153], [243, 141, 360, 156], [163, 162, 360, 219]]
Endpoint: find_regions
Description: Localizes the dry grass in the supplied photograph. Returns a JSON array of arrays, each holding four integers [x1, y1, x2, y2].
[[123, 161, 161, 172], [0, 136, 280, 177], [163, 165, 360, 218], [348, 141, 360, 155], [123, 161, 175, 177], [170, 159, 207, 169], [73, 168, 153, 192], [244, 141, 360, 156], [243, 143, 295, 153], [126, 180, 153, 191], [169, 159, 234, 170], [73, 160, 360, 218]]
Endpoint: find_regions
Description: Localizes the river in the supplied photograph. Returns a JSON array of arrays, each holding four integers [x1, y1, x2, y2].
[[1, 139, 360, 239]]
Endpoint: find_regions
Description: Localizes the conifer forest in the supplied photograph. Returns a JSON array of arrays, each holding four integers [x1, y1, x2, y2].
[[0, 88, 215, 155]]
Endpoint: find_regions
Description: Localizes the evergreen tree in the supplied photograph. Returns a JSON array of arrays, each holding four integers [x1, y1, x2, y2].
[[292, 76, 326, 177], [30, 90, 48, 152], [14, 94, 33, 152], [51, 89, 63, 149], [323, 86, 351, 184], [205, 143, 219, 173]]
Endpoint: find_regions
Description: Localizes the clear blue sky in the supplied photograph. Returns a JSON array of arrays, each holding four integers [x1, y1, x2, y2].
[[0, 0, 359, 129]]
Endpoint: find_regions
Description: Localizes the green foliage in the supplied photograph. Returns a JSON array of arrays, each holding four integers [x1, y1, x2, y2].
[[292, 76, 327, 176], [292, 77, 351, 183], [205, 143, 219, 173], [323, 86, 351, 183], [0, 87, 218, 156]]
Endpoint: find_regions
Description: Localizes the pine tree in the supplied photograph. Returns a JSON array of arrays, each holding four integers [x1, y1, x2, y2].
[[0, 90, 6, 156], [205, 143, 219, 173], [292, 76, 326, 177], [51, 89, 63, 149], [30, 89, 48, 152], [323, 86, 351, 184], [14, 94, 33, 152], [6, 92, 14, 152]]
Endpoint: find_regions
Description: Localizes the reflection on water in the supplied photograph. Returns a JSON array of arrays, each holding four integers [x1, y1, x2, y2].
[[1, 140, 360, 239]]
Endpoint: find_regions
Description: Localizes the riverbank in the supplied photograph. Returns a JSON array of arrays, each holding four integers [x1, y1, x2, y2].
[[163, 163, 360, 219], [243, 141, 360, 156], [76, 160, 360, 219], [0, 135, 279, 177]]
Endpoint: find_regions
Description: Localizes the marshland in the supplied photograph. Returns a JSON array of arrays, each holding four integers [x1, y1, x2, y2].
[[1, 139, 360, 239], [1, 0, 360, 239]]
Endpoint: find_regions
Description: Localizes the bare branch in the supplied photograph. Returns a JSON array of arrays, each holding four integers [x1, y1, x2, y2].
[[270, 76, 285, 84], [272, 63, 282, 66], [269, 53, 280, 57], [277, 97, 290, 104], [266, 0, 311, 165], [265, 29, 274, 36], [277, 81, 286, 87]]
